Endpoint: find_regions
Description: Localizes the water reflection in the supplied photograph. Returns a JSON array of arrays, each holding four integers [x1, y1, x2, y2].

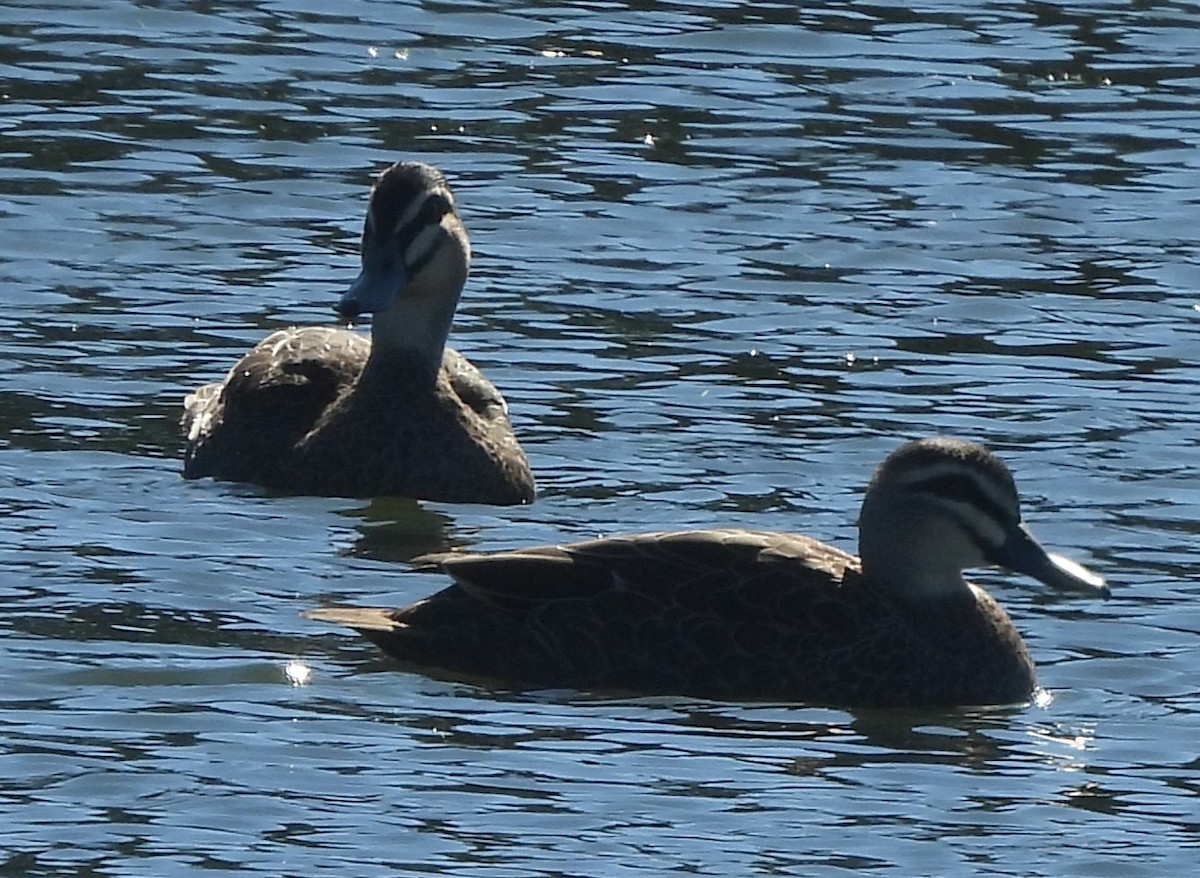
[[1, 0, 1199, 875], [339, 498, 458, 563]]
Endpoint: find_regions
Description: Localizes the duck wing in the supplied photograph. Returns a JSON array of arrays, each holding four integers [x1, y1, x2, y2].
[[217, 327, 367, 423], [441, 347, 511, 423], [413, 529, 858, 616], [307, 530, 866, 696], [183, 326, 369, 479]]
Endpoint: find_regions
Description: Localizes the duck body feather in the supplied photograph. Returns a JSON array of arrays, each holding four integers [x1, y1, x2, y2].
[[309, 529, 1036, 707], [183, 325, 534, 504]]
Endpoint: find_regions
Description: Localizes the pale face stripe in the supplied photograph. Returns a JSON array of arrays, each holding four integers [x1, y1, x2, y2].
[[893, 461, 1020, 553], [387, 186, 454, 237], [403, 220, 447, 277], [362, 185, 456, 277]]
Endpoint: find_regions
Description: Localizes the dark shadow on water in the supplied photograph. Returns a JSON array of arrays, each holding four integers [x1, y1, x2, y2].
[[336, 495, 462, 564], [10, 601, 308, 658], [307, 635, 1037, 770]]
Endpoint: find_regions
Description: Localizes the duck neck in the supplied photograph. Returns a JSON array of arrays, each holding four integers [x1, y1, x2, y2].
[[858, 501, 977, 602], [364, 285, 460, 385], [862, 561, 973, 603]]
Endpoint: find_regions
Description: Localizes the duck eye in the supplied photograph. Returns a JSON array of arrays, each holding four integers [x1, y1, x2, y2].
[[419, 192, 453, 225], [912, 473, 1016, 528]]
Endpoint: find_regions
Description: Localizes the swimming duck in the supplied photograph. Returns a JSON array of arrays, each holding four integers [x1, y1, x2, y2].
[[182, 161, 536, 505], [307, 438, 1109, 707]]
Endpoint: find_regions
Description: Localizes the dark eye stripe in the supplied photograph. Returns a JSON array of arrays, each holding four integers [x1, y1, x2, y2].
[[403, 228, 441, 278], [910, 473, 1017, 529], [390, 193, 453, 271], [388, 192, 446, 234]]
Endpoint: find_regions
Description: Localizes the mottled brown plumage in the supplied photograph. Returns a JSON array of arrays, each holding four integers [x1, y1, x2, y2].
[[307, 439, 1108, 707], [182, 161, 535, 504]]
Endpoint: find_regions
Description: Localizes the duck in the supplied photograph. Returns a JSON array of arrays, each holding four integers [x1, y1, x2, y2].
[[306, 438, 1109, 708], [182, 160, 536, 505]]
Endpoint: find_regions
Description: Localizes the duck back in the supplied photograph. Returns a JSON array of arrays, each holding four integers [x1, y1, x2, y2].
[[183, 327, 534, 504]]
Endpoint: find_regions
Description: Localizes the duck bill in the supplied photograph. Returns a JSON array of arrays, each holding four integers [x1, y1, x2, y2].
[[992, 523, 1110, 598], [337, 261, 407, 318]]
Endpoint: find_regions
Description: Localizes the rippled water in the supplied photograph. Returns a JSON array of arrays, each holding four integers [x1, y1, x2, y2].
[[2, 1, 1198, 874]]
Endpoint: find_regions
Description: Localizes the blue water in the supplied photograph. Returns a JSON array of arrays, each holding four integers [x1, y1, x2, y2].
[[1, 1, 1197, 875]]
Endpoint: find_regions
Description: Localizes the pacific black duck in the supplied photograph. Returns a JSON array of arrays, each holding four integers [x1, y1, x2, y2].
[[182, 161, 535, 505], [308, 438, 1108, 707]]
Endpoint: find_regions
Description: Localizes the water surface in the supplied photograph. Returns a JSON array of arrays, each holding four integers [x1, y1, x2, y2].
[[1, 1, 1197, 875]]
